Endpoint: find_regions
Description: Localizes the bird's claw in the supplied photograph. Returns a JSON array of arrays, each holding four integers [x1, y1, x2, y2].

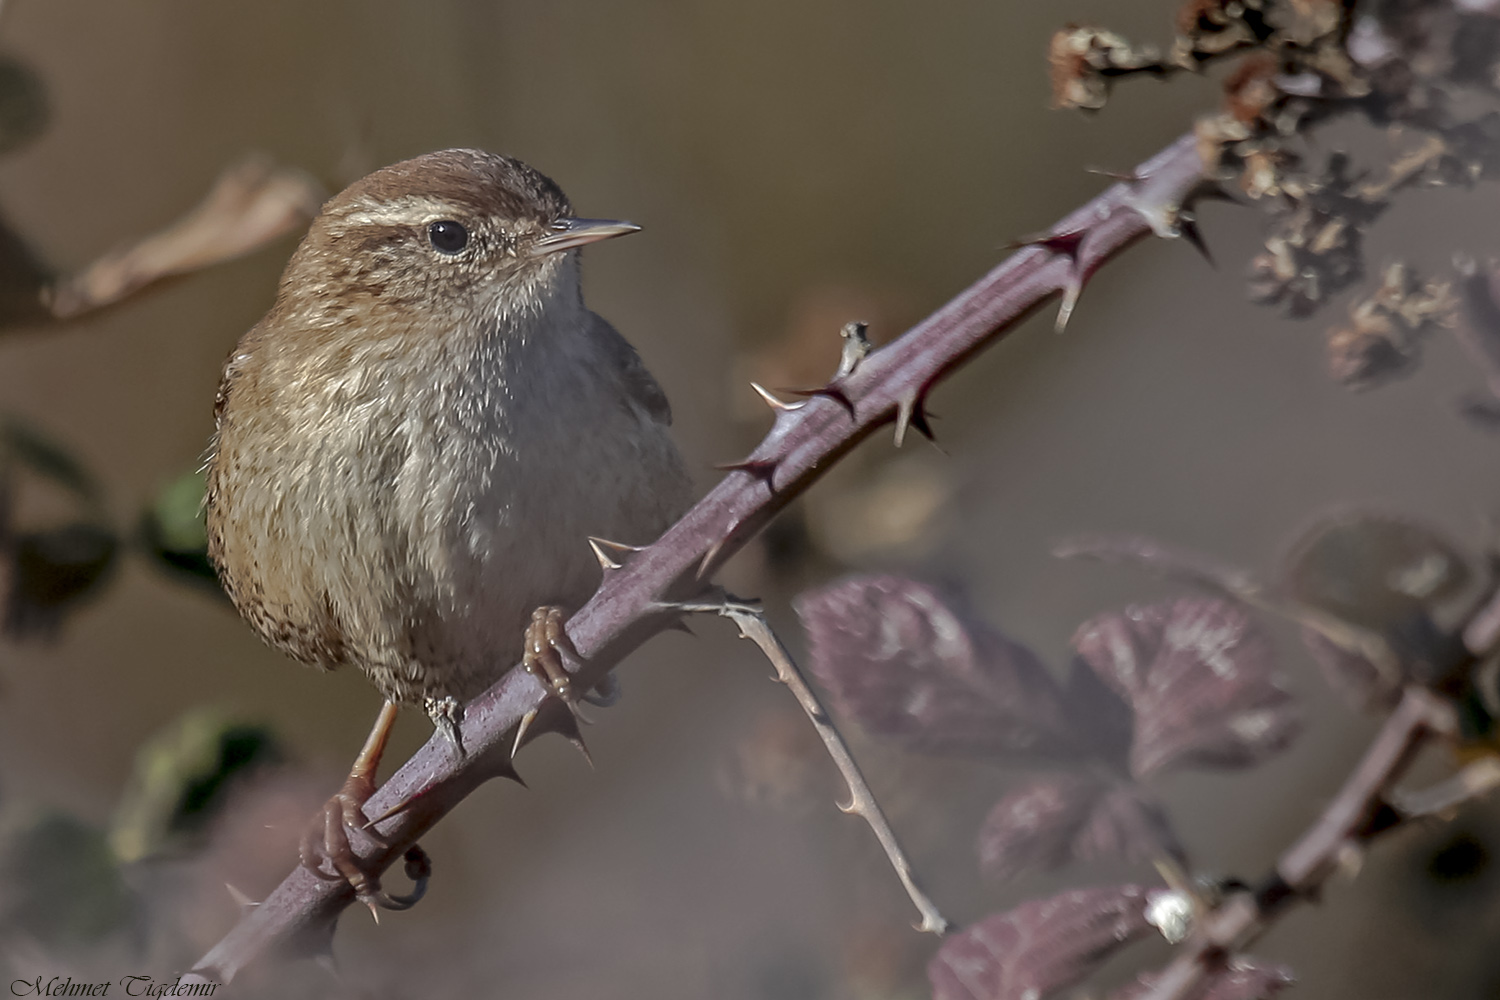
[[298, 773, 430, 914]]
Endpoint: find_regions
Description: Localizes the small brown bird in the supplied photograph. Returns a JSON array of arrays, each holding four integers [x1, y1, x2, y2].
[[205, 149, 692, 906]]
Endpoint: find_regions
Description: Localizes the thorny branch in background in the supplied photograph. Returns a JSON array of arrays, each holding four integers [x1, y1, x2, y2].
[[180, 126, 1215, 986], [671, 595, 950, 934]]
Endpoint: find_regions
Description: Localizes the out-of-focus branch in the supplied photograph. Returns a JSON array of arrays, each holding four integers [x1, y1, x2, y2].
[[1136, 618, 1500, 1000], [40, 156, 323, 320], [181, 130, 1211, 986]]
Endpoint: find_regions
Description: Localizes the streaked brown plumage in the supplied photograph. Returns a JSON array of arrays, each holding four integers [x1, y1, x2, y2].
[[204, 149, 691, 907]]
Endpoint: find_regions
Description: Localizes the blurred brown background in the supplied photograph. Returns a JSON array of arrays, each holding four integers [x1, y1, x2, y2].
[[0, 1, 1498, 998]]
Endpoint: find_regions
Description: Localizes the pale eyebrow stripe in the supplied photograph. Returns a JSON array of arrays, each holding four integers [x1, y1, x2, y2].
[[335, 195, 462, 228]]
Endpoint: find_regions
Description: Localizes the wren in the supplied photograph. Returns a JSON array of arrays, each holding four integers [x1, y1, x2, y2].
[[205, 149, 692, 908]]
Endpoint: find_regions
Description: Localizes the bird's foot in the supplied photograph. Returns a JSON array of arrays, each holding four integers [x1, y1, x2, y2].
[[523, 605, 584, 704], [522, 606, 622, 710], [299, 771, 430, 916]]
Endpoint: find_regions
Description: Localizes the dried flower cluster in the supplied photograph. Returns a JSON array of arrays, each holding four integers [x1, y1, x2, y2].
[[1055, 0, 1500, 403]]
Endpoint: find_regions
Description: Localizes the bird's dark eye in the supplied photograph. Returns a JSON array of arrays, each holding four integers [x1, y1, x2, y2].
[[428, 220, 469, 255]]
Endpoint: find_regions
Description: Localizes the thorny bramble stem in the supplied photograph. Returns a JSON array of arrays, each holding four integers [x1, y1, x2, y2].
[[182, 131, 1208, 986]]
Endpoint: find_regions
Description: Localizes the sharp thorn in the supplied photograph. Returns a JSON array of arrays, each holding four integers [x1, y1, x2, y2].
[[362, 794, 417, 830], [715, 457, 778, 489], [1008, 227, 1087, 259], [895, 395, 914, 448], [664, 618, 695, 636], [491, 755, 527, 787], [512, 699, 593, 766], [364, 898, 381, 925], [910, 407, 936, 444], [588, 536, 645, 553], [587, 535, 644, 572], [1085, 165, 1140, 182], [696, 537, 727, 582], [749, 381, 802, 412], [893, 392, 936, 448], [1179, 214, 1215, 267], [588, 538, 622, 570], [789, 382, 857, 419], [1056, 279, 1082, 332], [513, 707, 539, 759], [836, 797, 858, 814]]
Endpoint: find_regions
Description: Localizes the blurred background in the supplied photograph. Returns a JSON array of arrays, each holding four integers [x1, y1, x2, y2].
[[0, 1, 1497, 997]]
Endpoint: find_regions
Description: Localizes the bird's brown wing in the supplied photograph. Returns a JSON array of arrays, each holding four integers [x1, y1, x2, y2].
[[588, 311, 672, 426]]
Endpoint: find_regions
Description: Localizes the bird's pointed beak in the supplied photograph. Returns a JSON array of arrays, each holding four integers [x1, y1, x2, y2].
[[531, 218, 642, 256]]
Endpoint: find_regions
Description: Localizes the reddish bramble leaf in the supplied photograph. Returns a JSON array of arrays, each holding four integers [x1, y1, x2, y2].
[[977, 774, 1182, 881], [929, 884, 1153, 1000], [1072, 598, 1299, 778], [796, 576, 1083, 761]]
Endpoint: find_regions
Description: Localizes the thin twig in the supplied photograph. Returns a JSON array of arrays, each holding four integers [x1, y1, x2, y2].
[[1390, 757, 1500, 818], [672, 596, 951, 935], [180, 130, 1209, 986]]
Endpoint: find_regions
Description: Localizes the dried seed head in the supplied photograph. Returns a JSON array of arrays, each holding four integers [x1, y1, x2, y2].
[[1049, 25, 1165, 110]]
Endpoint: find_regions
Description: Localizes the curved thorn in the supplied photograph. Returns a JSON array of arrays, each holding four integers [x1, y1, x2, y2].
[[588, 537, 622, 571], [893, 392, 934, 448], [1008, 227, 1087, 258], [696, 537, 727, 582], [512, 707, 539, 759], [512, 698, 594, 766], [493, 756, 527, 788], [588, 535, 644, 555], [789, 383, 857, 419], [715, 457, 778, 490], [1056, 279, 1082, 332], [361, 794, 417, 830], [749, 381, 803, 412]]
